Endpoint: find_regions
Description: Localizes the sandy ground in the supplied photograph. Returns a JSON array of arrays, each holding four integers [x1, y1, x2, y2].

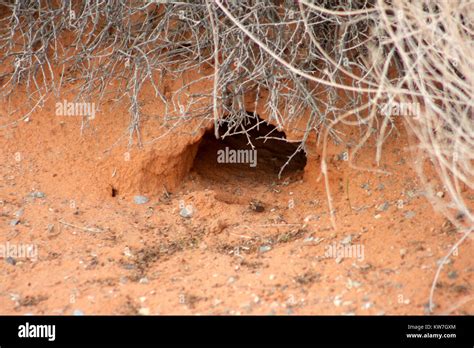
[[0, 91, 472, 315]]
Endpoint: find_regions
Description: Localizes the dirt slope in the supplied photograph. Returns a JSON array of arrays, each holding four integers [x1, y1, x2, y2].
[[0, 89, 472, 315]]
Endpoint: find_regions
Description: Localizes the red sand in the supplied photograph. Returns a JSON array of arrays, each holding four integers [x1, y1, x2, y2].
[[0, 87, 472, 315]]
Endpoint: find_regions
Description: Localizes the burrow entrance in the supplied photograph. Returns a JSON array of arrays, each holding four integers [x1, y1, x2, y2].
[[192, 113, 307, 185]]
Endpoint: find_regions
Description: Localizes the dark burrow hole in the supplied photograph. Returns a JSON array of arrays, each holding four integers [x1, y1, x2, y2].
[[192, 113, 307, 184], [109, 185, 118, 197]]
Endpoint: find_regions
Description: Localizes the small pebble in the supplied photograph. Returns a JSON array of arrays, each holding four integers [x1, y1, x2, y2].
[[341, 235, 352, 245], [259, 245, 272, 253], [138, 307, 150, 316], [6, 256, 16, 265], [15, 209, 24, 218], [179, 205, 193, 218], [31, 191, 46, 199], [10, 219, 20, 226], [133, 195, 149, 205], [333, 296, 343, 307], [346, 279, 362, 289], [448, 271, 458, 279], [362, 302, 373, 309], [436, 191, 445, 198], [376, 201, 389, 212], [123, 247, 133, 258], [404, 211, 416, 219], [337, 151, 348, 161]]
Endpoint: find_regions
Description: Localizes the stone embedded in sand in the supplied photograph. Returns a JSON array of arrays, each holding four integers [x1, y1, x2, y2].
[[333, 295, 343, 307], [31, 191, 45, 199], [15, 208, 24, 218], [399, 248, 407, 257], [5, 256, 16, 265], [138, 307, 150, 315], [363, 302, 373, 309], [133, 195, 149, 204], [180, 205, 194, 218], [341, 235, 352, 245], [139, 277, 149, 284], [376, 201, 389, 212], [448, 271, 458, 279]]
